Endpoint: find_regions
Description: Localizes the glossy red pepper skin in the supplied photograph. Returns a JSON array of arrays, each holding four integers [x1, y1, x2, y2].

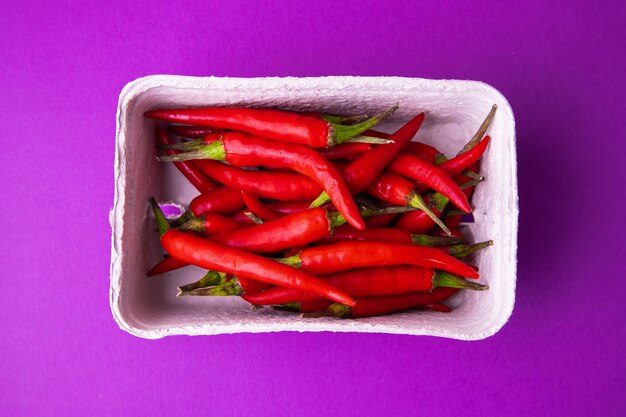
[[349, 287, 458, 317], [321, 224, 413, 244], [242, 265, 436, 305], [341, 113, 425, 194], [387, 153, 471, 213], [211, 208, 334, 254], [288, 241, 479, 278], [237, 277, 271, 294], [194, 159, 322, 201], [241, 192, 281, 221], [189, 188, 245, 217], [230, 201, 310, 224], [156, 126, 217, 192], [146, 107, 335, 148], [200, 213, 243, 235], [364, 129, 441, 163], [159, 228, 355, 306], [168, 125, 214, 139], [219, 132, 364, 229], [439, 136, 490, 177], [366, 172, 419, 206], [365, 212, 398, 227], [318, 142, 372, 160], [146, 256, 189, 277]]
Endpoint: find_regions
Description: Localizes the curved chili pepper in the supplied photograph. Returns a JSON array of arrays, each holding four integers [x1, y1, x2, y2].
[[438, 136, 490, 178], [387, 153, 471, 213], [146, 255, 190, 277], [210, 208, 346, 254], [365, 129, 442, 163], [320, 224, 462, 246], [276, 241, 479, 278], [180, 213, 243, 235], [189, 187, 245, 217], [151, 199, 355, 306], [146, 105, 396, 148], [324, 287, 460, 318], [365, 172, 450, 234], [168, 125, 214, 139], [241, 267, 486, 305], [155, 126, 217, 192], [194, 159, 322, 201], [310, 113, 426, 208], [298, 111, 369, 124], [230, 201, 311, 224], [160, 132, 366, 230], [241, 192, 281, 221]]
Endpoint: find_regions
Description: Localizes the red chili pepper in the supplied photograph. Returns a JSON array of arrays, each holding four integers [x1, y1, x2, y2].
[[365, 172, 450, 234], [311, 113, 426, 208], [210, 208, 345, 254], [241, 267, 485, 305], [387, 153, 471, 213], [438, 136, 490, 178], [240, 192, 281, 221], [168, 125, 214, 139], [155, 126, 217, 192], [318, 142, 372, 160], [237, 277, 271, 294], [365, 212, 398, 227], [193, 159, 322, 201], [189, 187, 245, 217], [394, 176, 483, 233], [179, 213, 243, 235], [160, 132, 365, 230], [323, 287, 460, 318], [151, 199, 355, 306], [365, 129, 442, 163], [230, 201, 311, 224], [146, 106, 396, 148], [319, 224, 462, 246], [277, 300, 334, 313], [277, 241, 479, 278], [146, 255, 190, 277]]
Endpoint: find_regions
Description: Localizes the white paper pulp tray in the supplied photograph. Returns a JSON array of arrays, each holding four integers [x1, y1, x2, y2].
[[110, 76, 518, 340]]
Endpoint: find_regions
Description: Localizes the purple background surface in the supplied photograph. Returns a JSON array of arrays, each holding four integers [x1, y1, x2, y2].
[[1, 1, 625, 416]]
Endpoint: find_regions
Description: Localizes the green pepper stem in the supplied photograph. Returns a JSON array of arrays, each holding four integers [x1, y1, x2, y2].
[[169, 210, 194, 227], [273, 254, 302, 268], [458, 104, 497, 155], [177, 271, 229, 295], [244, 212, 264, 224], [407, 191, 451, 235], [331, 104, 399, 146], [345, 135, 394, 144], [433, 271, 489, 291], [178, 278, 243, 297], [309, 191, 330, 208], [178, 217, 205, 232], [150, 198, 171, 237], [411, 234, 464, 246], [158, 139, 226, 162], [157, 139, 207, 151], [322, 114, 369, 124], [449, 240, 494, 258]]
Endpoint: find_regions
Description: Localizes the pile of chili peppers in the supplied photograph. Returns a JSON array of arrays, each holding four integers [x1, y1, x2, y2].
[[145, 103, 496, 318]]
